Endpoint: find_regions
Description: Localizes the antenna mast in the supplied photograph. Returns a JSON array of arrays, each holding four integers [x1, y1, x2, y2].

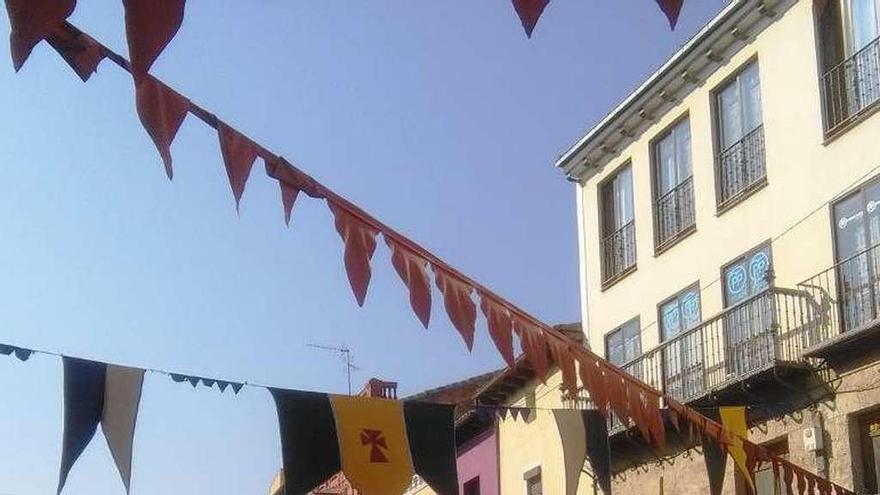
[[306, 343, 358, 395]]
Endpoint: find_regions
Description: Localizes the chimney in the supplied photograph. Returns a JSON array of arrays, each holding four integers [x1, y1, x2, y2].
[[359, 378, 398, 399], [554, 322, 587, 347]]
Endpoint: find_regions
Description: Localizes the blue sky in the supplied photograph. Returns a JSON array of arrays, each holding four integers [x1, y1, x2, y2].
[[0, 2, 727, 493]]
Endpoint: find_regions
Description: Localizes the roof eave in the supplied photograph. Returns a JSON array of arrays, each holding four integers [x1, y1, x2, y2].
[[556, 0, 792, 182]]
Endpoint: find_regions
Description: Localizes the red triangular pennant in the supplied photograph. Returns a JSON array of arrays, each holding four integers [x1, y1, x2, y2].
[[386, 238, 432, 328], [134, 75, 190, 179], [576, 353, 607, 414], [627, 384, 651, 441], [655, 0, 684, 29], [264, 156, 322, 226], [328, 201, 378, 307], [547, 336, 577, 397], [514, 318, 549, 382], [479, 293, 515, 368], [433, 267, 476, 350], [645, 391, 666, 447], [4, 0, 75, 71], [511, 0, 549, 38], [46, 26, 103, 82], [122, 0, 186, 80], [218, 122, 259, 210]]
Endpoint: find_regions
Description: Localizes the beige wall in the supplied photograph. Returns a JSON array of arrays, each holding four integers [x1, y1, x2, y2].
[[578, 0, 880, 355], [497, 370, 598, 495]]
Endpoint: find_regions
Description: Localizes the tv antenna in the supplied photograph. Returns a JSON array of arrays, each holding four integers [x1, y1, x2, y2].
[[306, 342, 359, 395]]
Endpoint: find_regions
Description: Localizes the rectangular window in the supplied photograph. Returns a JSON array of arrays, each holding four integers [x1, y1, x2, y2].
[[653, 118, 695, 250], [600, 164, 636, 285], [606, 318, 642, 381], [715, 62, 766, 209], [753, 439, 789, 495], [659, 284, 704, 402], [832, 179, 880, 332], [818, 0, 880, 133], [722, 243, 775, 376], [859, 410, 880, 493], [463, 477, 480, 495], [524, 467, 542, 495]]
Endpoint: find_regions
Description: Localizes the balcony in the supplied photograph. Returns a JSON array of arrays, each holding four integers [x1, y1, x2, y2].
[[601, 221, 636, 287], [798, 243, 880, 359], [654, 176, 696, 251], [716, 125, 766, 210], [615, 287, 821, 407], [821, 36, 880, 137]]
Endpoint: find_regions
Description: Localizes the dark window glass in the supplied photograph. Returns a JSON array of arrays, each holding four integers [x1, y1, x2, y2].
[[654, 119, 696, 248], [754, 439, 789, 495], [606, 319, 641, 366], [715, 63, 766, 207], [660, 286, 704, 401], [526, 473, 542, 495], [819, 0, 880, 133], [463, 477, 480, 495], [722, 244, 774, 376], [833, 180, 880, 331], [601, 165, 636, 282], [859, 410, 880, 493]]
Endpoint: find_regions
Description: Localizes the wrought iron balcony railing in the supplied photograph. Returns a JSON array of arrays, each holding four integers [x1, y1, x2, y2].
[[797, 242, 880, 344], [654, 176, 696, 249], [717, 125, 766, 209], [575, 244, 880, 435], [821, 36, 880, 135], [612, 287, 821, 406], [601, 221, 636, 285]]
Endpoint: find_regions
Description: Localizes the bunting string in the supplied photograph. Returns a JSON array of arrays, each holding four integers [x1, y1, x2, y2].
[[4, 11, 854, 495]]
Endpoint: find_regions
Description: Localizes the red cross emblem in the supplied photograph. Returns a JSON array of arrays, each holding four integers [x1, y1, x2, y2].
[[360, 429, 389, 463]]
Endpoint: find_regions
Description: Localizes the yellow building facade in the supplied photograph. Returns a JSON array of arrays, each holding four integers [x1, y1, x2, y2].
[[495, 370, 597, 495], [559, 0, 880, 493]]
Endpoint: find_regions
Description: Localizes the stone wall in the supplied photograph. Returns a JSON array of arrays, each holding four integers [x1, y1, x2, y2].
[[607, 350, 880, 494]]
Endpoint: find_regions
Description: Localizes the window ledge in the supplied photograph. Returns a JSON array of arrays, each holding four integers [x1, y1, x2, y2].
[[654, 225, 697, 256], [601, 264, 637, 291], [715, 178, 768, 216]]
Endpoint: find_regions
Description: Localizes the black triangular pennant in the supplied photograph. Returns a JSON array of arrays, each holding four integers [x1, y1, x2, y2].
[[216, 381, 229, 392], [584, 410, 612, 494], [14, 348, 33, 361], [231, 382, 244, 394], [0, 344, 33, 361]]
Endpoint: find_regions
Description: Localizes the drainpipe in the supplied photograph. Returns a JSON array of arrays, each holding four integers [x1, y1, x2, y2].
[[575, 184, 592, 341]]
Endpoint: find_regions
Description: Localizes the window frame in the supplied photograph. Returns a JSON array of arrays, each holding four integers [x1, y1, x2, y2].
[[710, 56, 768, 214], [650, 112, 697, 253], [598, 160, 638, 288], [463, 476, 481, 495], [720, 240, 775, 309], [656, 281, 703, 343], [656, 282, 704, 400], [523, 465, 542, 495], [815, 0, 880, 140], [605, 317, 642, 368]]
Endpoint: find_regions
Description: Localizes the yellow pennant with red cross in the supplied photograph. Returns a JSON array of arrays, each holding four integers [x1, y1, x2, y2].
[[329, 395, 415, 495]]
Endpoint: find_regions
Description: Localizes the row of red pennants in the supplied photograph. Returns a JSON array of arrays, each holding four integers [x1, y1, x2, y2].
[[1, 3, 856, 495]]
